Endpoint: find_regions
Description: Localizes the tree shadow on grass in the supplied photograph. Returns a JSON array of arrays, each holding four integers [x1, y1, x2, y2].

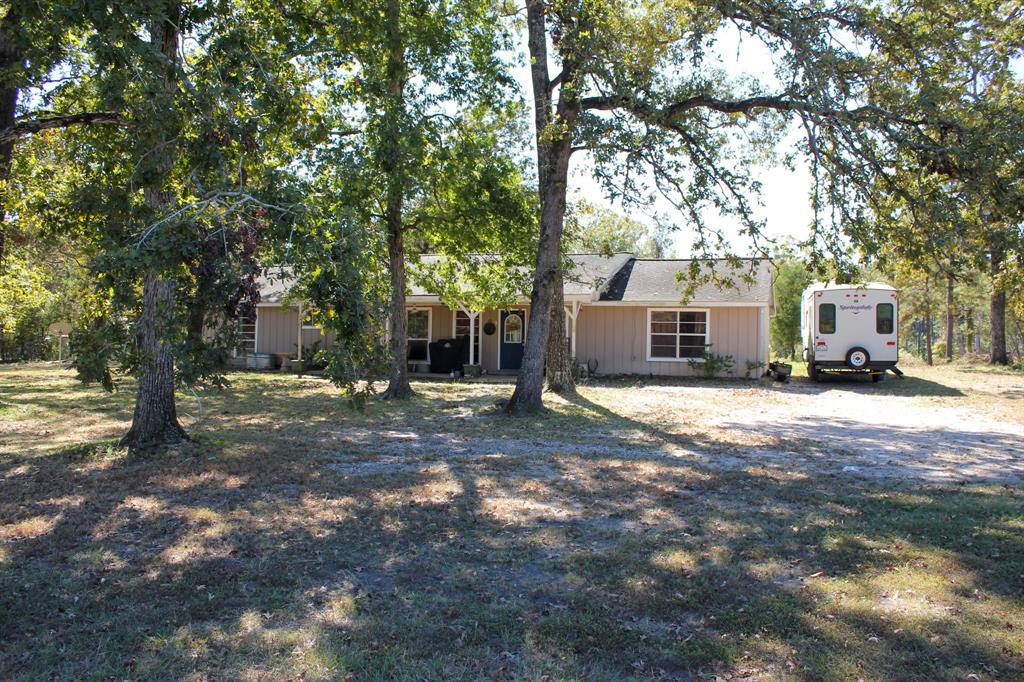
[[1, 377, 1022, 680]]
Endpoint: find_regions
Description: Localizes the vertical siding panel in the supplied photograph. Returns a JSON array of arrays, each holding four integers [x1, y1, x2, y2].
[[433, 306, 446, 339], [256, 306, 302, 355], [613, 307, 623, 373], [480, 309, 497, 372]]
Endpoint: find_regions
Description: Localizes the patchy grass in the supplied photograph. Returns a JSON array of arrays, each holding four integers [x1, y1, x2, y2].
[[1, 363, 1023, 680]]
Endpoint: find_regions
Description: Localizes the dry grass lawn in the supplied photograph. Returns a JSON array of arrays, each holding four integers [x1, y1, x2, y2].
[[1, 362, 1023, 681]]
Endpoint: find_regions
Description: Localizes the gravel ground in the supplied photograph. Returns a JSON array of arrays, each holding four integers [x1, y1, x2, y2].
[[325, 368, 1024, 484]]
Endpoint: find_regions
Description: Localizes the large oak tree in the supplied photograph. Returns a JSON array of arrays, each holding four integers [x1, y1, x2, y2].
[[506, 0, 1012, 413], [25, 1, 314, 447]]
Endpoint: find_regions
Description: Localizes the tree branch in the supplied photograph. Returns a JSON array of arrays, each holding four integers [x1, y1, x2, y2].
[[0, 111, 124, 144], [581, 92, 937, 130]]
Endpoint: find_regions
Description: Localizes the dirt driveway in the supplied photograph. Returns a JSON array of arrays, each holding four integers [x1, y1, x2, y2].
[[325, 364, 1024, 485]]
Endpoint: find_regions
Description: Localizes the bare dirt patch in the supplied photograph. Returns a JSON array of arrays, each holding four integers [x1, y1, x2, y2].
[[320, 367, 1024, 484]]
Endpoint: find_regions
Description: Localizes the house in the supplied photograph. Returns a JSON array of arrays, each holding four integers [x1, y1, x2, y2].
[[245, 254, 773, 378]]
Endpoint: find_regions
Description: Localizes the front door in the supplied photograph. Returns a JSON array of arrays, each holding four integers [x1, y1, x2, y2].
[[499, 310, 526, 371]]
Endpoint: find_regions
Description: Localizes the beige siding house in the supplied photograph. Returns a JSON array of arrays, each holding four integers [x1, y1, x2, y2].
[[244, 254, 773, 378]]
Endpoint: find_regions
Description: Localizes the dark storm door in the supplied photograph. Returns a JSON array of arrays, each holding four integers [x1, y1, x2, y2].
[[499, 310, 526, 370]]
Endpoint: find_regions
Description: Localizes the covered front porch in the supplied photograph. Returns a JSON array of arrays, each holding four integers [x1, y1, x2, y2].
[[403, 299, 584, 376]]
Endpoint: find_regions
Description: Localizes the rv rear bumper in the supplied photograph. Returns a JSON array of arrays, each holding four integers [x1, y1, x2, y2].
[[813, 360, 898, 372]]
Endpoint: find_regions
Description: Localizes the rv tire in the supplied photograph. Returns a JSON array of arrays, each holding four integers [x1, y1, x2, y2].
[[846, 347, 870, 369]]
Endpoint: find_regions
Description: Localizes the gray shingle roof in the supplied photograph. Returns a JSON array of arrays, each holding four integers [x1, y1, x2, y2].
[[563, 253, 634, 296], [599, 259, 772, 304], [255, 267, 296, 304], [406, 253, 629, 297], [257, 255, 772, 306]]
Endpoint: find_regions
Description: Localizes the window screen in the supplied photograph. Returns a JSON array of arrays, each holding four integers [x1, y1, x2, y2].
[[503, 313, 523, 344], [876, 303, 894, 334], [819, 304, 836, 334], [407, 310, 430, 361], [649, 310, 708, 359]]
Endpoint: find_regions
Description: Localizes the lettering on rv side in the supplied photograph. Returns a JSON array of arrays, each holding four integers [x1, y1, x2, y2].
[[839, 304, 873, 312]]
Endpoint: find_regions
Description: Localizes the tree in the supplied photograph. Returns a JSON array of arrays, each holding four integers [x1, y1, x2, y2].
[[0, 253, 52, 358], [505, 0, 971, 414], [770, 258, 812, 359], [566, 200, 672, 257], [891, 261, 943, 365], [293, 0, 522, 400], [291, 105, 536, 402], [854, 1, 1024, 366], [0, 2, 123, 270], [19, 1, 313, 447]]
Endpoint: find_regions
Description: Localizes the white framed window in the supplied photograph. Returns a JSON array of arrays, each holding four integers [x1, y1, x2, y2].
[[503, 312, 523, 344], [646, 308, 709, 361], [237, 314, 257, 356], [453, 310, 481, 362], [407, 308, 431, 363]]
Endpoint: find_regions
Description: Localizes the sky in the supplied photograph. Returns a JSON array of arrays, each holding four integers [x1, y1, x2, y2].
[[510, 23, 817, 258]]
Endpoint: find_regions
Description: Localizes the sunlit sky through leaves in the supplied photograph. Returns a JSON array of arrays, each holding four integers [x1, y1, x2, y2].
[[511, 24, 817, 258]]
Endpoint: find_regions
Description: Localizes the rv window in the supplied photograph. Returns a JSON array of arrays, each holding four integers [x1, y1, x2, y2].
[[819, 304, 836, 334], [877, 303, 894, 334]]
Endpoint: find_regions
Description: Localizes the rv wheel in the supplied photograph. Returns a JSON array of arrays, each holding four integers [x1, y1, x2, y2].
[[846, 346, 870, 369]]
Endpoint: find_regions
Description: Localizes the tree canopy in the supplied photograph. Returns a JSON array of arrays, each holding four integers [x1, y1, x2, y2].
[[3, 0, 1022, 441], [565, 200, 672, 258]]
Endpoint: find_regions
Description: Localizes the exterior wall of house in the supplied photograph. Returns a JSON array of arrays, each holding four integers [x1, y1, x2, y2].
[[255, 306, 336, 356], [574, 305, 766, 378], [479, 309, 499, 372], [257, 302, 765, 378], [430, 305, 453, 342]]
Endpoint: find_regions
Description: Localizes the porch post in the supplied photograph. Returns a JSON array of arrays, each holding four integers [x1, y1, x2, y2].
[[457, 302, 480, 366], [296, 304, 303, 361], [565, 301, 581, 359]]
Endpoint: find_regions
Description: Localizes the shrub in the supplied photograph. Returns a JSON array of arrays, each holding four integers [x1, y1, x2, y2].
[[688, 346, 734, 378]]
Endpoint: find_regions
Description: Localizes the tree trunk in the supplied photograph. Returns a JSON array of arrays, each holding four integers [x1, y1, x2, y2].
[[965, 308, 975, 355], [120, 271, 187, 448], [545, 281, 575, 395], [924, 273, 933, 366], [506, 0, 578, 414], [989, 242, 1009, 365], [380, 0, 413, 400], [382, 216, 413, 399], [0, 6, 24, 270], [121, 5, 186, 447], [944, 271, 955, 362]]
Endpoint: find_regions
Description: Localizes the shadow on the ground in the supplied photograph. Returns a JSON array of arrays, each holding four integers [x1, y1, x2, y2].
[[1, 371, 1021, 680]]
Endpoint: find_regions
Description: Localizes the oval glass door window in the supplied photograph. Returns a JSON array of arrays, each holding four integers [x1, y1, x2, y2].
[[503, 313, 523, 344]]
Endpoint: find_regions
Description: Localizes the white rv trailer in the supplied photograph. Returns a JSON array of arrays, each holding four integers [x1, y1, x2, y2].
[[801, 282, 901, 381]]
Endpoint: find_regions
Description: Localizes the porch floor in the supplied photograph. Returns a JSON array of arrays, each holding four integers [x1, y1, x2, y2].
[[409, 371, 518, 382]]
